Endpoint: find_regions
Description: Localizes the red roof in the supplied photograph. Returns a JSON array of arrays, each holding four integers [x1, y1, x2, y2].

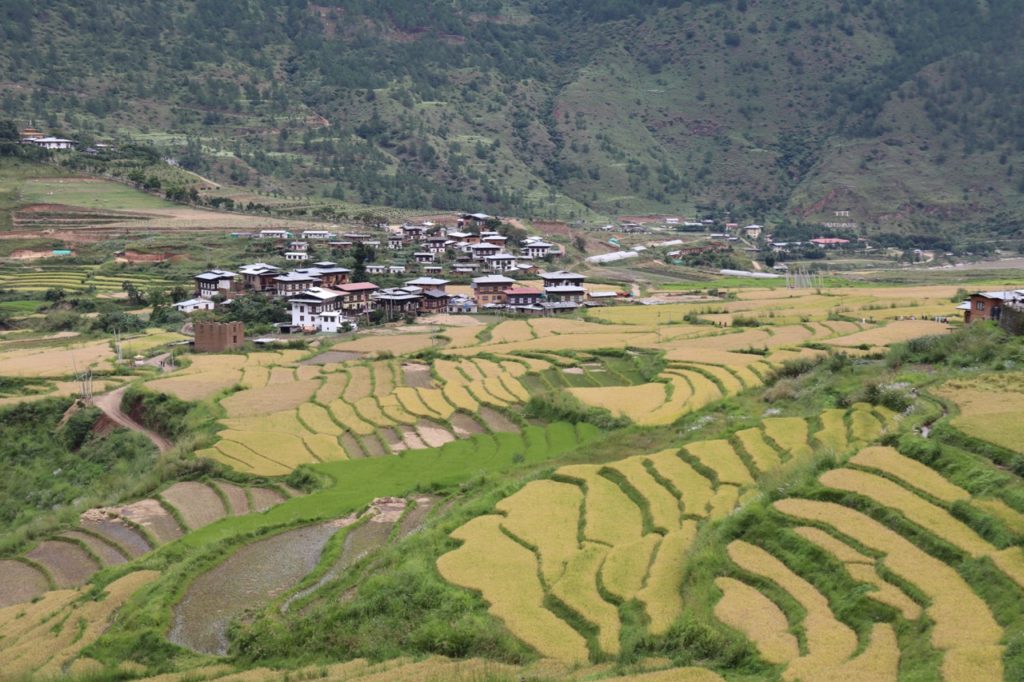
[[336, 282, 379, 292], [504, 287, 543, 295], [810, 237, 850, 245]]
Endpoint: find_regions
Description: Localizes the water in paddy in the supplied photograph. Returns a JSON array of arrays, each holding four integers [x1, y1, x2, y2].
[[168, 521, 344, 655]]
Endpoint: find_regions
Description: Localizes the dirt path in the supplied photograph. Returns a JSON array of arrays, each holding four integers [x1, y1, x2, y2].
[[93, 387, 172, 453]]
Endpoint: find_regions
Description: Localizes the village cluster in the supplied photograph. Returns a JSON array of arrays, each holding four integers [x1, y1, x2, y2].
[[179, 216, 615, 335]]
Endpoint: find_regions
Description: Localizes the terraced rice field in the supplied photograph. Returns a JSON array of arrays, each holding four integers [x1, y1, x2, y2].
[[936, 372, 1024, 454]]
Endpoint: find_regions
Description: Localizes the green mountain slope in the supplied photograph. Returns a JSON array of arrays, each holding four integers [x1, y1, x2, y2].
[[1, 0, 1022, 233]]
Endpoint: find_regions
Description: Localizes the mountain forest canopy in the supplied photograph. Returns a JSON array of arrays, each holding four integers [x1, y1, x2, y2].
[[2, 0, 1023, 233]]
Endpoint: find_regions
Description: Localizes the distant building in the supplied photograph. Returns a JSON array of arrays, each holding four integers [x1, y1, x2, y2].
[[258, 229, 293, 240], [301, 229, 335, 240], [194, 321, 244, 353], [173, 298, 215, 314], [25, 136, 76, 150], [239, 263, 281, 293], [194, 270, 236, 299], [335, 282, 379, 315], [447, 294, 478, 314], [484, 253, 518, 272], [284, 251, 309, 262], [273, 271, 318, 298], [289, 287, 350, 332], [958, 290, 1024, 324], [472, 275, 515, 306], [743, 224, 763, 239]]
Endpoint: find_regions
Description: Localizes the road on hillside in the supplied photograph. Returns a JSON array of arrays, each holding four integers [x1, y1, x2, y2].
[[92, 386, 172, 453]]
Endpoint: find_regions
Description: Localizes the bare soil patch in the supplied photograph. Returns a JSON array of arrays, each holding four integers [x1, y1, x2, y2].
[[399, 425, 427, 450], [110, 499, 183, 544], [562, 367, 585, 375], [478, 406, 519, 433], [161, 482, 228, 531], [450, 413, 485, 437], [300, 350, 364, 365], [249, 487, 286, 512], [398, 495, 440, 538], [213, 481, 250, 515], [59, 531, 128, 566], [359, 434, 388, 457], [79, 515, 151, 557], [0, 560, 49, 608], [378, 427, 404, 453], [25, 540, 99, 587], [340, 432, 366, 458], [402, 362, 434, 388], [415, 313, 483, 327], [416, 420, 455, 448]]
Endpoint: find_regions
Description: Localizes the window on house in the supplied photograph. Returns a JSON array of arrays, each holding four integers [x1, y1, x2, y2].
[[976, 301, 985, 310]]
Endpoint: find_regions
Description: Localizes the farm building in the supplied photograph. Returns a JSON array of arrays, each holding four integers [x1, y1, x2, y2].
[[194, 270, 237, 299], [194, 321, 244, 353], [448, 295, 478, 314], [238, 263, 281, 292], [387, 235, 404, 249], [957, 290, 1024, 324], [472, 275, 515, 306], [174, 298, 215, 314], [743, 224, 764, 239], [505, 287, 544, 312], [539, 270, 586, 288], [295, 263, 350, 287], [335, 282, 379, 314]]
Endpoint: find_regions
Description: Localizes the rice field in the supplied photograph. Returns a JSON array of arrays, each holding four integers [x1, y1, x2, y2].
[[683, 440, 754, 486], [496, 480, 583, 585], [849, 446, 970, 503], [713, 577, 798, 664], [762, 417, 812, 459], [936, 373, 1024, 454]]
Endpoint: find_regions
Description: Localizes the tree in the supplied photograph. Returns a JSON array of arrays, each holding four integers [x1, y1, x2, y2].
[[122, 281, 146, 306], [0, 119, 17, 141]]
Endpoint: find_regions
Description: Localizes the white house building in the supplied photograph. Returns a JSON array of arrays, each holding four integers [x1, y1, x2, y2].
[[284, 251, 309, 262], [173, 298, 215, 314], [301, 229, 335, 240], [193, 270, 236, 299], [484, 253, 518, 272], [288, 288, 353, 333], [26, 137, 76, 150]]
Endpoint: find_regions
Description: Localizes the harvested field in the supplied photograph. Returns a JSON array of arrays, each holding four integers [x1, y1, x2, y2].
[[0, 561, 49, 608], [249, 487, 286, 512], [556, 465, 643, 545], [160, 482, 228, 531], [213, 481, 250, 515], [850, 447, 970, 503], [170, 521, 344, 655], [401, 362, 433, 388], [646, 450, 714, 517], [437, 515, 589, 662], [59, 531, 127, 566], [637, 522, 697, 634], [684, 440, 753, 486], [714, 577, 798, 664], [450, 412, 485, 436], [733, 428, 782, 473], [604, 458, 681, 532], [78, 516, 151, 557], [478, 406, 518, 432], [113, 499, 183, 545], [300, 350, 364, 364], [24, 540, 100, 587], [221, 380, 319, 418], [415, 420, 455, 448], [498, 480, 583, 584], [550, 543, 620, 655]]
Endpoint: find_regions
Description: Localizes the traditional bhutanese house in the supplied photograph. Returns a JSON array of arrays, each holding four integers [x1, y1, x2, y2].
[[481, 234, 508, 247], [258, 229, 292, 240], [295, 262, 351, 287], [587, 290, 621, 304], [504, 287, 543, 308], [539, 270, 586, 289], [401, 224, 427, 241], [387, 235, 405, 249], [469, 242, 501, 261], [446, 230, 472, 241], [366, 264, 387, 275], [388, 264, 407, 275], [413, 251, 435, 264], [809, 237, 851, 248], [328, 241, 354, 251], [289, 287, 349, 332], [447, 294, 478, 314], [424, 236, 449, 254], [301, 229, 335, 240], [484, 253, 518, 272], [958, 290, 1024, 324], [289, 241, 309, 252], [406, 277, 450, 293], [239, 263, 281, 292], [454, 262, 480, 274], [26, 136, 76, 150], [472, 275, 515, 306], [342, 232, 372, 242], [419, 288, 450, 314], [743, 224, 763, 239], [273, 271, 318, 298], [335, 282, 379, 314], [284, 251, 309, 262], [424, 264, 444, 276], [522, 240, 553, 259], [194, 269, 237, 299], [373, 287, 423, 317]]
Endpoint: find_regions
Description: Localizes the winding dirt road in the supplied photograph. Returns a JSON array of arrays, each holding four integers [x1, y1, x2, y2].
[[92, 387, 172, 453]]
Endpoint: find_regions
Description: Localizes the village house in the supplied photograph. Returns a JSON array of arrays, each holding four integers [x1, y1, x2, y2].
[[424, 264, 445, 276], [522, 239, 554, 259], [284, 251, 309, 262], [540, 270, 586, 308], [342, 232, 371, 242], [413, 251, 434, 264], [239, 263, 281, 293], [295, 262, 351, 287], [301, 229, 335, 240], [387, 235, 405, 250], [373, 287, 423, 318], [194, 270, 237, 299], [335, 282, 379, 315], [447, 294, 478, 314], [424, 236, 449, 254], [388, 264, 408, 275], [446, 230, 472, 242], [401, 224, 427, 242], [743, 224, 764, 239], [505, 287, 543, 307], [258, 229, 292, 240], [174, 298, 216, 314], [366, 264, 387, 276], [419, 289, 450, 315], [288, 287, 352, 333], [406, 277, 449, 293], [25, 136, 76, 150], [469, 242, 502, 261], [273, 271, 318, 298], [957, 290, 1024, 324], [481, 234, 508, 248], [472, 274, 515, 307], [329, 241, 354, 252], [484, 253, 518, 272], [289, 241, 309, 252]]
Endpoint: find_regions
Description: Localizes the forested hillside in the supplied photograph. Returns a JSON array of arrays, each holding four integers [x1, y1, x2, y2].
[[1, 0, 1023, 233]]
